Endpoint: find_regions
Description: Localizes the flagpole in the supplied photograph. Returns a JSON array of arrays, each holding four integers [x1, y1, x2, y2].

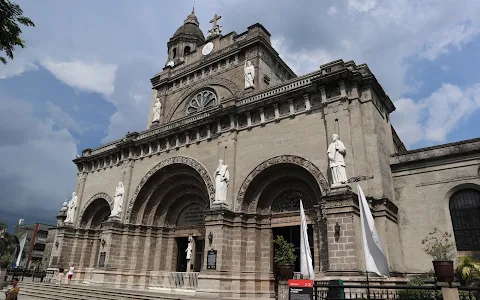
[[366, 270, 371, 299]]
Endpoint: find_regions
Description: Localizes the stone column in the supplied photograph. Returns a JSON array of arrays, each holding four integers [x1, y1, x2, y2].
[[323, 187, 361, 274]]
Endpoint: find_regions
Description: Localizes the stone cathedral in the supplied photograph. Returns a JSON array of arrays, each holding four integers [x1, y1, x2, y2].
[[49, 9, 480, 299]]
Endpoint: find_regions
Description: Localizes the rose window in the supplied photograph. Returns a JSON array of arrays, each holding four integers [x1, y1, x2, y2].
[[186, 90, 217, 114]]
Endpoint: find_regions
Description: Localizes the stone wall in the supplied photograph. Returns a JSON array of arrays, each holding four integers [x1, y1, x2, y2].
[[391, 138, 480, 272]]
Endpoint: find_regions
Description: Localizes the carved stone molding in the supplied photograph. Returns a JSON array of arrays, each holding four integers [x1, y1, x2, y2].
[[77, 192, 113, 227], [347, 175, 374, 183], [165, 77, 242, 122], [125, 156, 215, 223], [235, 155, 329, 211]]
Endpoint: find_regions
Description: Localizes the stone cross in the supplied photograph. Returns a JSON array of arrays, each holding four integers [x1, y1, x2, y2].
[[209, 13, 222, 30]]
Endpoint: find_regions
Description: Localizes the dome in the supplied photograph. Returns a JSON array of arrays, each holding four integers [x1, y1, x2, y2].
[[171, 9, 205, 41], [173, 23, 205, 40]]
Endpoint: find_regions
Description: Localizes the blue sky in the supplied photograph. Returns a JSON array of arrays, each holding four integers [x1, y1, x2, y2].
[[1, 0, 479, 230]]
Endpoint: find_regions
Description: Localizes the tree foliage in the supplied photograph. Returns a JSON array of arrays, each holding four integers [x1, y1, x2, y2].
[[0, 0, 35, 64]]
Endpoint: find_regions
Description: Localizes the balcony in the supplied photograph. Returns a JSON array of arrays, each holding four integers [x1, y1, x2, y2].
[[31, 250, 44, 258], [35, 237, 47, 244]]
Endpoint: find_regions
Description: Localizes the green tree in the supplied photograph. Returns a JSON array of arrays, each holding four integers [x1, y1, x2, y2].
[[0, 0, 35, 64]]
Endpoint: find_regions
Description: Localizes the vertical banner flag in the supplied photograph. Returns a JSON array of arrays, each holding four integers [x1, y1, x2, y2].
[[358, 184, 390, 277], [300, 200, 314, 279], [16, 232, 27, 266]]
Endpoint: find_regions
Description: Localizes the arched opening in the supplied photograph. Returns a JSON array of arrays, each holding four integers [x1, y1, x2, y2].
[[79, 198, 111, 229], [184, 46, 191, 56], [172, 48, 177, 59], [449, 189, 480, 251], [243, 163, 325, 274], [129, 162, 209, 272]]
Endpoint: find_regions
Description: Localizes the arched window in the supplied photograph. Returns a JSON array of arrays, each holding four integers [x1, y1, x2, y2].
[[184, 46, 191, 56], [172, 48, 177, 59], [449, 189, 480, 251]]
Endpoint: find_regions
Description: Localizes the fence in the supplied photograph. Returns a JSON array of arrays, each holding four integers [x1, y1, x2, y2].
[[313, 282, 480, 300], [149, 272, 199, 291], [3, 269, 52, 283]]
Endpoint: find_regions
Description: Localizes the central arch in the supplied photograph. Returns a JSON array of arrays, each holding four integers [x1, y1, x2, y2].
[[125, 156, 214, 224], [235, 155, 329, 212]]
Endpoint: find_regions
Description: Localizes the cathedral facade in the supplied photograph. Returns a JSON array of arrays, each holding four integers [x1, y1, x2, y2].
[[49, 10, 480, 299]]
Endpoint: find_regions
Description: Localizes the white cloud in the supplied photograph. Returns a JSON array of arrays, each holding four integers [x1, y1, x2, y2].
[[391, 83, 480, 147], [327, 6, 337, 16], [40, 59, 118, 97], [419, 22, 480, 61], [0, 95, 78, 225], [272, 37, 334, 75], [348, 0, 377, 12], [46, 101, 83, 135]]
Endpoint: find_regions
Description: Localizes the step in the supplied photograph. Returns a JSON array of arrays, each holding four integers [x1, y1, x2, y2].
[[15, 282, 217, 300]]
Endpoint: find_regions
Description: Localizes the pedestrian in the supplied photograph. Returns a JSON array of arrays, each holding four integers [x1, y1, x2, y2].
[[5, 278, 19, 300], [57, 264, 65, 285], [67, 264, 75, 284]]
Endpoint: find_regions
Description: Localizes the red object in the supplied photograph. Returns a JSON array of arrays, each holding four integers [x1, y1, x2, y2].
[[433, 261, 454, 284], [288, 279, 313, 288]]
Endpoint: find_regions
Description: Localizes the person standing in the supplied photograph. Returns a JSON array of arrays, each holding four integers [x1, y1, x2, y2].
[[5, 278, 19, 300], [67, 265, 75, 285], [57, 264, 65, 285]]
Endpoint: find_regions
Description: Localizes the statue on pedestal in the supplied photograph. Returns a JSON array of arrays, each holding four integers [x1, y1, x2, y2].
[[152, 97, 161, 123], [111, 182, 124, 219], [244, 60, 255, 89], [214, 160, 230, 203], [186, 236, 193, 260], [64, 192, 78, 224], [327, 134, 347, 186]]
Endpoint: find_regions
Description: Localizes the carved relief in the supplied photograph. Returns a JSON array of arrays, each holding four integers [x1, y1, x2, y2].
[[165, 77, 242, 122], [235, 155, 329, 211], [125, 156, 215, 223], [186, 90, 217, 114], [77, 192, 113, 227]]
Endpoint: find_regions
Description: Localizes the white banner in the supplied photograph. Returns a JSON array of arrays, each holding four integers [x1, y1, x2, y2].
[[16, 232, 27, 266], [300, 200, 314, 279], [358, 184, 390, 277]]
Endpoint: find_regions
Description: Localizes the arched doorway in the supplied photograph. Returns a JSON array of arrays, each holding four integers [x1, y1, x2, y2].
[[241, 159, 327, 275], [128, 160, 210, 272], [77, 196, 112, 268]]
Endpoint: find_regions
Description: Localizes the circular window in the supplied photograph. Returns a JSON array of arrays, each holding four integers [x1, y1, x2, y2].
[[186, 90, 217, 114]]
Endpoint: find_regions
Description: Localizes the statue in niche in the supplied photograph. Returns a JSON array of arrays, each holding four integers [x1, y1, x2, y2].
[[152, 97, 161, 123], [111, 182, 124, 218], [186, 236, 193, 260], [64, 192, 78, 224], [327, 134, 347, 186], [214, 159, 230, 203], [244, 60, 255, 89]]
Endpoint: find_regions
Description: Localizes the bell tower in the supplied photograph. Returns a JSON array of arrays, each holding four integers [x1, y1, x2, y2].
[[166, 8, 206, 67]]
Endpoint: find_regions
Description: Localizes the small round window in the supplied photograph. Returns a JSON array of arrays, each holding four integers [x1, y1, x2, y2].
[[186, 90, 217, 114]]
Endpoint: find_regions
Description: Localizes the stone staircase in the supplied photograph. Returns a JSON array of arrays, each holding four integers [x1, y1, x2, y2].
[[2, 282, 219, 300]]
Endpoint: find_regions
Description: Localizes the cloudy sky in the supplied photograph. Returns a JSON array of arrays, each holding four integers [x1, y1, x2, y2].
[[1, 0, 479, 230]]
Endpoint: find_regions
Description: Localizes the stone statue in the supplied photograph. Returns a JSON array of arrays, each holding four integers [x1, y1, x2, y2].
[[244, 60, 255, 89], [214, 159, 230, 203], [327, 134, 347, 186], [111, 182, 124, 218], [152, 97, 161, 123], [64, 192, 78, 224], [186, 236, 193, 260]]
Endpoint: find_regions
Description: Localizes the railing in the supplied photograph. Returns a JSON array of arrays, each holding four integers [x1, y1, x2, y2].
[[31, 250, 44, 257], [313, 282, 480, 300], [149, 272, 199, 291], [3, 269, 49, 282]]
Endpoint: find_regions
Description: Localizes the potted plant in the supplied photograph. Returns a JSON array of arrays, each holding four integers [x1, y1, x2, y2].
[[421, 228, 456, 284], [274, 235, 297, 279], [0, 254, 13, 269], [456, 256, 480, 286]]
